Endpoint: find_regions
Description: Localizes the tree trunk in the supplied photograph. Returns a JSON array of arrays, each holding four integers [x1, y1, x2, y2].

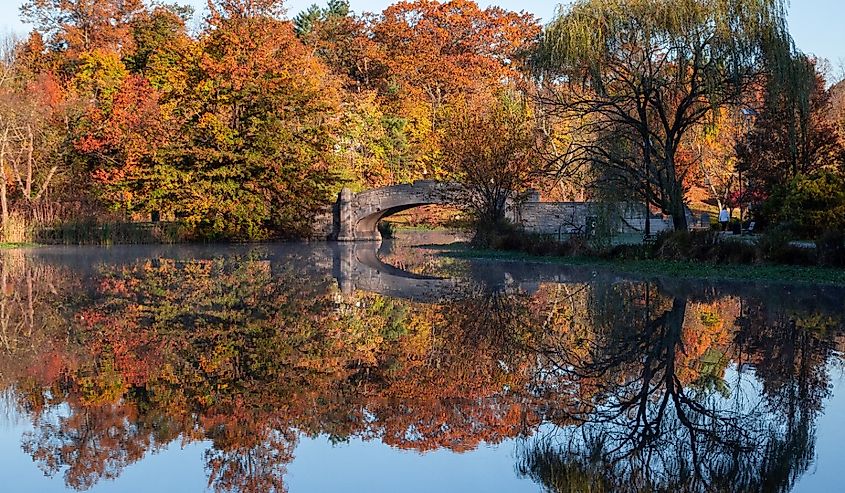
[[671, 202, 688, 231], [25, 124, 33, 199], [669, 181, 688, 232]]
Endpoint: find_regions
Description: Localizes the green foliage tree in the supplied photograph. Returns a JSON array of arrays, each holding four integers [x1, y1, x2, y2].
[[293, 4, 323, 37], [779, 170, 845, 237], [293, 1, 350, 37], [123, 4, 194, 73]]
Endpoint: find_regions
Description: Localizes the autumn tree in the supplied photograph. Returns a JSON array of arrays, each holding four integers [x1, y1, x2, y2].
[[333, 93, 411, 187], [737, 56, 845, 206], [372, 0, 537, 109], [367, 0, 539, 179], [123, 3, 194, 73], [683, 108, 751, 213], [0, 35, 75, 240], [443, 89, 543, 239], [296, 1, 383, 92], [20, 0, 145, 56], [184, 4, 340, 238], [207, 0, 286, 19], [831, 78, 845, 149], [79, 2, 344, 239], [293, 2, 404, 187], [291, 1, 541, 189], [534, 0, 798, 231]]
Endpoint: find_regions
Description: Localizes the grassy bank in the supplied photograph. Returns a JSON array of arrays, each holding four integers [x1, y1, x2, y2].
[[436, 243, 845, 286], [0, 243, 37, 250]]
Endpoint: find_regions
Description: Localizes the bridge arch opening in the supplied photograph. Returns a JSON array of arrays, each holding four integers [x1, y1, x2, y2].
[[354, 204, 439, 241], [337, 182, 461, 241]]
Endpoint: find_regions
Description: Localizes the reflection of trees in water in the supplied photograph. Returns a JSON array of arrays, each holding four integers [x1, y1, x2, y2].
[[0, 251, 82, 379], [7, 255, 338, 493], [360, 283, 544, 452], [0, 251, 843, 492], [203, 423, 296, 493], [518, 284, 839, 493], [21, 402, 171, 490]]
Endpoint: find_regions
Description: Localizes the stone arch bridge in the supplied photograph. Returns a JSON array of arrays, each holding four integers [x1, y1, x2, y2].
[[332, 181, 462, 242], [312, 180, 667, 242]]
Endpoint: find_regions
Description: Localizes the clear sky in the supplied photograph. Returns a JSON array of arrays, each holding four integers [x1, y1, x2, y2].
[[1, 0, 843, 72]]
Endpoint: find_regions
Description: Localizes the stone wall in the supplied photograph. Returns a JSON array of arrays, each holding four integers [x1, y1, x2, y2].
[[311, 207, 337, 240], [511, 200, 674, 237]]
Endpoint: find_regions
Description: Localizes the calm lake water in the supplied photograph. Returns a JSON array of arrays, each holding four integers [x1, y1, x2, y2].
[[0, 232, 843, 492]]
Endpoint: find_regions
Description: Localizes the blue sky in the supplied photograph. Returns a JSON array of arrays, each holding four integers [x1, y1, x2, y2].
[[1, 1, 843, 72]]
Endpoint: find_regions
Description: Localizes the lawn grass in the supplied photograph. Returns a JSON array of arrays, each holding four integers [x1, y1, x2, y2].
[[433, 243, 845, 286]]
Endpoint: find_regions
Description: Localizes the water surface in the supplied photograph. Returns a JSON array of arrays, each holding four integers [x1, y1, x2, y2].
[[0, 233, 843, 492]]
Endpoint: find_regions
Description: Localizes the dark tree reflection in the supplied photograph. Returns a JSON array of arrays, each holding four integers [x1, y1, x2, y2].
[[518, 284, 840, 493]]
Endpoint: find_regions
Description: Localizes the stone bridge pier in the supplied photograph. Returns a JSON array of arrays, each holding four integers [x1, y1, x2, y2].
[[336, 181, 460, 242]]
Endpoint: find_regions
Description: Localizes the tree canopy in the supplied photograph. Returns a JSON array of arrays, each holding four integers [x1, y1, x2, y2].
[[0, 0, 842, 243]]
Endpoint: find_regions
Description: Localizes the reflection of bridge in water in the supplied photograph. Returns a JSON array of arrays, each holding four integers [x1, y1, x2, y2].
[[330, 241, 845, 307], [330, 241, 592, 303], [332, 242, 462, 303]]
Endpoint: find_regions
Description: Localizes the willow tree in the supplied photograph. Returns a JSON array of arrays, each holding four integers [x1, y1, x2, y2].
[[533, 0, 797, 231]]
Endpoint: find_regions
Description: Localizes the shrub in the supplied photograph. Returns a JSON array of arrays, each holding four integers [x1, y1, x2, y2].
[[654, 230, 756, 264], [34, 221, 189, 245], [780, 170, 845, 238], [604, 243, 650, 260], [755, 225, 794, 263], [654, 231, 718, 261], [471, 218, 517, 249], [711, 240, 757, 264], [753, 226, 815, 265]]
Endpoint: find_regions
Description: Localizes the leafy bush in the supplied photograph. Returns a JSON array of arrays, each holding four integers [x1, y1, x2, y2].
[[471, 218, 519, 249], [35, 221, 189, 245], [476, 214, 845, 269], [711, 240, 758, 264], [604, 244, 650, 260], [650, 230, 758, 264], [755, 225, 794, 263], [780, 170, 845, 238]]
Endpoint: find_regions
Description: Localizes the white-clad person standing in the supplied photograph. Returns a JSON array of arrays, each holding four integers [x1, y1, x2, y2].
[[719, 208, 730, 232]]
